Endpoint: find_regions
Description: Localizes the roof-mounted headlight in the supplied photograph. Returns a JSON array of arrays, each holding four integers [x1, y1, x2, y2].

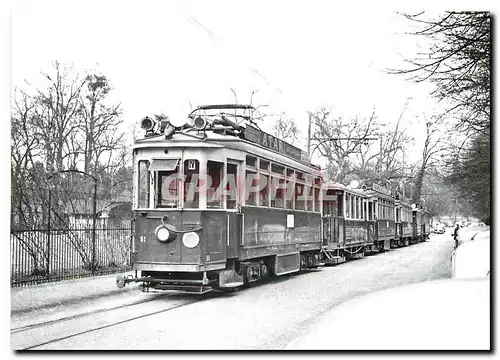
[[193, 116, 207, 130], [141, 116, 156, 132]]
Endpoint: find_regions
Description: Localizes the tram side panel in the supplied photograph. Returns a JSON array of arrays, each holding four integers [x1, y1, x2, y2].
[[401, 221, 413, 246], [412, 211, 422, 244], [344, 219, 370, 259], [239, 207, 322, 275], [376, 219, 395, 251]]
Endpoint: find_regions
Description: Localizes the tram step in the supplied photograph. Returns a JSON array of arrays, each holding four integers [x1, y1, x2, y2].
[[151, 284, 213, 294], [323, 256, 346, 265]]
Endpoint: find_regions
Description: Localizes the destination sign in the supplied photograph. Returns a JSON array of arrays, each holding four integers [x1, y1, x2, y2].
[[244, 124, 303, 161]]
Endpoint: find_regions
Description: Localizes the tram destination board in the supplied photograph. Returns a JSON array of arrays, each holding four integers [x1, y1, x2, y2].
[[244, 124, 302, 161]]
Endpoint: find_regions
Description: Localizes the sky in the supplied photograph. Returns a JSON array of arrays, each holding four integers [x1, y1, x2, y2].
[[7, 0, 496, 164]]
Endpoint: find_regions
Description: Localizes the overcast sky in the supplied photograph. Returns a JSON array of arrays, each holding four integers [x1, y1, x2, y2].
[[8, 0, 496, 164]]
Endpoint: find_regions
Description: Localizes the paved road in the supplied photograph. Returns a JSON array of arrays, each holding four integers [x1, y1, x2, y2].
[[12, 232, 455, 350]]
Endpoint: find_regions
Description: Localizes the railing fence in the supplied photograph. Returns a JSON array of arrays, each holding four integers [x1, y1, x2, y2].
[[11, 220, 133, 287]]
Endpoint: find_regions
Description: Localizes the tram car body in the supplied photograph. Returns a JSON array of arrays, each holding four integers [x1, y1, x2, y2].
[[117, 105, 323, 293], [395, 196, 413, 247], [412, 208, 423, 244], [421, 210, 431, 241], [361, 182, 395, 252], [321, 183, 371, 263]]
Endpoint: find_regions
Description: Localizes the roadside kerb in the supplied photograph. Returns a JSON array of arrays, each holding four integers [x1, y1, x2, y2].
[[11, 272, 138, 315]]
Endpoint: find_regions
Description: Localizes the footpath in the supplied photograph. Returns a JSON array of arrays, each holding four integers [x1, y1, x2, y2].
[[11, 271, 139, 315]]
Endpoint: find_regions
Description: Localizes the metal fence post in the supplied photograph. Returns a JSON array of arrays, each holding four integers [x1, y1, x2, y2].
[[92, 180, 97, 275], [47, 188, 51, 277]]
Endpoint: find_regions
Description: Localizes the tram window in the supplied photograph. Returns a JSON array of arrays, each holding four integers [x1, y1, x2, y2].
[[271, 163, 285, 175], [306, 186, 313, 211], [285, 180, 294, 209], [157, 165, 180, 208], [259, 174, 269, 206], [286, 168, 294, 178], [184, 159, 199, 209], [351, 195, 355, 219], [246, 156, 257, 168], [314, 177, 321, 187], [295, 183, 305, 210], [345, 193, 350, 218], [296, 171, 305, 181], [246, 170, 258, 206], [271, 177, 285, 208], [138, 160, 150, 208], [354, 196, 358, 219], [207, 161, 224, 209], [314, 187, 320, 212], [226, 163, 238, 209], [260, 160, 270, 172]]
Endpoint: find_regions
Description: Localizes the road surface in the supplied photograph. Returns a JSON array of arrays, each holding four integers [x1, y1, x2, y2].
[[11, 232, 455, 350]]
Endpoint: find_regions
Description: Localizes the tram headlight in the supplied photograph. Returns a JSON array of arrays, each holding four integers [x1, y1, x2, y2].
[[141, 116, 156, 132], [182, 232, 200, 248], [193, 116, 207, 130], [155, 226, 172, 243]]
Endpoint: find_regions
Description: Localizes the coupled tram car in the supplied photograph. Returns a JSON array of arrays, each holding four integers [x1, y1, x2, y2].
[[116, 104, 431, 294]]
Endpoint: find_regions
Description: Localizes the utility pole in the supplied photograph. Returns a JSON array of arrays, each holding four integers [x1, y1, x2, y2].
[[307, 113, 312, 158]]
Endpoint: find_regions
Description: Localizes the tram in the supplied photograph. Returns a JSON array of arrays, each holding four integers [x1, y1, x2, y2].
[[115, 104, 435, 294], [116, 105, 323, 293], [321, 182, 372, 263], [395, 194, 413, 247]]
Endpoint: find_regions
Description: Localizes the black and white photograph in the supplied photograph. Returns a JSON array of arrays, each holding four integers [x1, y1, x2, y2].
[[8, 0, 492, 351]]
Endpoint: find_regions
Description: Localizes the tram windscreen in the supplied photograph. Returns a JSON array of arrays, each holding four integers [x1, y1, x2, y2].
[[157, 165, 180, 208], [184, 159, 199, 208], [207, 161, 224, 209]]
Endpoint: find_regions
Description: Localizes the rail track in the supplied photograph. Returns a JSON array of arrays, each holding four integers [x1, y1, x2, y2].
[[13, 293, 210, 350]]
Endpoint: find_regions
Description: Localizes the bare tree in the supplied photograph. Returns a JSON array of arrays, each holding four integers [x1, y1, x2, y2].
[[79, 74, 124, 174], [30, 61, 87, 173], [309, 107, 380, 183], [271, 112, 299, 142], [11, 62, 132, 272], [392, 11, 490, 135], [412, 115, 445, 204], [354, 104, 414, 180]]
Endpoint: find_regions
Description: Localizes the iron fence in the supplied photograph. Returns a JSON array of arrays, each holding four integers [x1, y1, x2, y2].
[[10, 221, 134, 287]]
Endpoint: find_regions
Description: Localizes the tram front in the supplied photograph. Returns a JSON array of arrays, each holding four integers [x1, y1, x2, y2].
[[116, 113, 245, 293]]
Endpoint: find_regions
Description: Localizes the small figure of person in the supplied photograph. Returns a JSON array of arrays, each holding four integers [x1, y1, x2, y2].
[[453, 224, 460, 248]]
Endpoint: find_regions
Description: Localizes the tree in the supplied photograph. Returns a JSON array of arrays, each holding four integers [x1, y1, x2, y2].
[[271, 112, 299, 142], [393, 11, 491, 135], [11, 62, 131, 271], [445, 130, 490, 223], [309, 107, 381, 183], [79, 74, 124, 174], [411, 114, 445, 205]]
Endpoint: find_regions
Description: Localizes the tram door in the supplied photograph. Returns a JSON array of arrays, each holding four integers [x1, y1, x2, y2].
[[367, 199, 377, 243], [322, 191, 343, 247]]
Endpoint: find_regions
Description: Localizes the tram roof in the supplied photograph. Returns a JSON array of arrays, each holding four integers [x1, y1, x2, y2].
[[133, 129, 320, 173]]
